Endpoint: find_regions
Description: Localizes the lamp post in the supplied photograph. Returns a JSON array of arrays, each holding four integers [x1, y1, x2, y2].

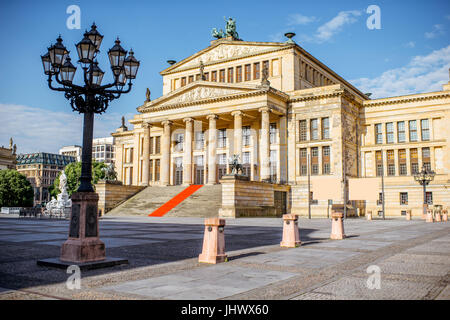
[[414, 164, 435, 217], [39, 24, 139, 265]]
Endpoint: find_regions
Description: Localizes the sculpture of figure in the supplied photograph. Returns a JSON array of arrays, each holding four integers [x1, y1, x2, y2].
[[9, 137, 13, 149], [119, 116, 128, 130], [211, 28, 224, 39], [146, 88, 151, 102], [13, 144, 16, 155], [199, 60, 205, 80], [225, 17, 239, 39], [102, 163, 118, 182], [229, 154, 244, 175], [261, 65, 270, 87], [59, 170, 67, 193]]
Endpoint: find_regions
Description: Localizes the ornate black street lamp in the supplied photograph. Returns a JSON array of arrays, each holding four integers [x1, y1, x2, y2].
[[39, 23, 139, 265], [414, 164, 435, 214]]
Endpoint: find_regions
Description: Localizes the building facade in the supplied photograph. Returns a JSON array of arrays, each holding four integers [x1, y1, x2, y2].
[[92, 137, 115, 165], [0, 138, 17, 170], [112, 33, 450, 217], [16, 153, 76, 205], [59, 145, 82, 162]]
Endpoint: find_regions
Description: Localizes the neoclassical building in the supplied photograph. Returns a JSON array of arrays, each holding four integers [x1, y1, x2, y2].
[[112, 30, 450, 217]]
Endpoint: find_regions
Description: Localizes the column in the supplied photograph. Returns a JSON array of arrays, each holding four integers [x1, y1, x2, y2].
[[207, 115, 218, 184], [183, 118, 193, 185], [259, 107, 271, 181], [161, 120, 172, 186], [141, 122, 151, 186], [231, 111, 242, 159]]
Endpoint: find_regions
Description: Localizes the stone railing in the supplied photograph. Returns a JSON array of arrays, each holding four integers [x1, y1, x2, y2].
[[95, 180, 145, 216]]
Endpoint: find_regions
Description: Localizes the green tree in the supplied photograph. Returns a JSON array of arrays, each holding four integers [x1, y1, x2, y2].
[[0, 169, 34, 207], [51, 161, 107, 197]]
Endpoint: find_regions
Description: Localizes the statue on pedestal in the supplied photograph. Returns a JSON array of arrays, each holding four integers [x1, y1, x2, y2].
[[228, 154, 244, 175]]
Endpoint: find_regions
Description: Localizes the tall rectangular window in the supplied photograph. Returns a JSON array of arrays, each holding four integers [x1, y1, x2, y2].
[[426, 192, 433, 204], [195, 131, 204, 150], [253, 62, 260, 79], [300, 148, 307, 176], [204, 72, 209, 81], [242, 126, 251, 146], [409, 120, 417, 142], [387, 150, 395, 176], [269, 123, 277, 144], [211, 71, 217, 82], [269, 150, 277, 182], [397, 121, 405, 143], [386, 122, 394, 144], [149, 160, 153, 181], [236, 66, 242, 82], [410, 148, 418, 174], [227, 68, 234, 83], [155, 137, 161, 154], [244, 64, 251, 81], [311, 147, 319, 175], [181, 77, 186, 87], [375, 124, 383, 144], [422, 147, 431, 171], [219, 69, 225, 82], [299, 120, 307, 141], [188, 75, 194, 83], [376, 150, 383, 176], [322, 146, 330, 174], [155, 159, 160, 181], [218, 129, 227, 148], [322, 117, 330, 139], [310, 119, 318, 140], [263, 60, 269, 76], [174, 133, 184, 152], [149, 137, 154, 155], [398, 149, 407, 175], [400, 192, 408, 205], [421, 119, 430, 141]]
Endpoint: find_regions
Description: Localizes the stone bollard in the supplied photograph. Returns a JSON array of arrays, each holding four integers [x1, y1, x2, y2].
[[435, 209, 442, 222], [330, 205, 346, 240], [442, 209, 448, 222], [280, 214, 301, 248], [198, 217, 227, 264], [426, 209, 434, 223], [406, 209, 412, 221], [366, 210, 373, 221]]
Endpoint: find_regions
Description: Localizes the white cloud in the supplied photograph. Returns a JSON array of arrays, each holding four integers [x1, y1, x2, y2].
[[315, 10, 362, 43], [287, 14, 318, 26], [350, 45, 450, 99], [404, 41, 415, 48], [268, 31, 285, 42], [0, 104, 134, 155], [425, 24, 445, 39]]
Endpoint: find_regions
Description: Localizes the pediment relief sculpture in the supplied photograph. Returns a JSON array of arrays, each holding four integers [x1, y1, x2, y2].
[[159, 86, 245, 106]]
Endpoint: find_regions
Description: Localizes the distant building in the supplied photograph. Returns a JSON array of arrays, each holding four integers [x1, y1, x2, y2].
[[59, 145, 82, 162], [92, 137, 115, 165], [0, 138, 17, 170], [16, 152, 76, 205]]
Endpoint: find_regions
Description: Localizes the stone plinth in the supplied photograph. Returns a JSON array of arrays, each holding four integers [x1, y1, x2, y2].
[[280, 214, 301, 248], [435, 210, 442, 222], [218, 174, 289, 218], [442, 209, 448, 222], [60, 192, 105, 263], [95, 181, 145, 216], [426, 209, 434, 223], [366, 210, 373, 221], [406, 209, 412, 221], [330, 205, 346, 240], [199, 218, 227, 264]]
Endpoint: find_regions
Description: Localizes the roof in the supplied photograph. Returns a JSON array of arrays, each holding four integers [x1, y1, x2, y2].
[[16, 152, 76, 166]]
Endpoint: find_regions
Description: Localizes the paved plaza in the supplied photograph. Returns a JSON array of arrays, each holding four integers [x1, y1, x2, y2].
[[0, 214, 449, 300]]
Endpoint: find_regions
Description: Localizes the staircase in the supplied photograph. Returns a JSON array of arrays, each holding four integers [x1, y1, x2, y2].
[[106, 184, 222, 218]]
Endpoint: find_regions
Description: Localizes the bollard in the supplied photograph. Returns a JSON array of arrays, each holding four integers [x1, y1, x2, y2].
[[330, 205, 346, 240], [198, 217, 227, 264], [426, 208, 434, 223], [366, 210, 373, 221], [442, 209, 448, 222], [280, 214, 301, 248], [406, 209, 412, 221], [435, 209, 442, 222]]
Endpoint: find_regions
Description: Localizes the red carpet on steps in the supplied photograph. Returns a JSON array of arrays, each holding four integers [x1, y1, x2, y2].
[[148, 185, 204, 217]]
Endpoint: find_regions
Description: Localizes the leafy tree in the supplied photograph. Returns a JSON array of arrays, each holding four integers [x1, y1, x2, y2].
[[0, 169, 34, 207], [51, 161, 107, 197]]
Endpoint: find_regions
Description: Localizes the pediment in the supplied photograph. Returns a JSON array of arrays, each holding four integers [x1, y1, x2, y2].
[[162, 41, 289, 74], [139, 81, 260, 112]]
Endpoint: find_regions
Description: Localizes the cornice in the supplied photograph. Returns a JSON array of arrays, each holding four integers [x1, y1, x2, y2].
[[363, 91, 450, 107]]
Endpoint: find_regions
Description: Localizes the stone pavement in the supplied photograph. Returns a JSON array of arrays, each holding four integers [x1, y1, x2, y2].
[[0, 214, 448, 300]]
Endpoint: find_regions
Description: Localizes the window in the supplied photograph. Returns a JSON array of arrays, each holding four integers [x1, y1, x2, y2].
[[410, 148, 418, 174], [422, 147, 431, 171], [399, 149, 407, 175], [155, 136, 161, 154], [300, 148, 307, 176], [236, 66, 242, 82], [322, 117, 330, 139], [322, 146, 330, 174], [375, 124, 383, 144], [188, 75, 194, 83], [242, 152, 250, 164], [386, 122, 394, 144], [421, 119, 430, 141], [150, 137, 154, 155], [426, 192, 433, 205], [155, 159, 160, 181], [299, 120, 307, 141], [269, 150, 277, 182], [409, 120, 417, 142], [397, 121, 405, 143], [263, 60, 269, 76], [377, 192, 383, 205], [269, 123, 277, 144], [218, 129, 227, 148], [387, 150, 395, 176], [242, 126, 251, 146], [310, 119, 318, 140], [311, 147, 319, 175], [174, 133, 184, 152], [204, 72, 209, 81], [211, 71, 217, 82], [219, 69, 225, 82], [376, 150, 383, 176], [181, 77, 186, 87], [227, 68, 234, 83], [195, 131, 204, 150], [400, 192, 408, 205], [253, 62, 260, 79], [244, 64, 251, 81], [218, 153, 227, 165]]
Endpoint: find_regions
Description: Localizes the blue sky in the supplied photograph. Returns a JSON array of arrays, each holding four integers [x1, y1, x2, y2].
[[0, 0, 449, 154]]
